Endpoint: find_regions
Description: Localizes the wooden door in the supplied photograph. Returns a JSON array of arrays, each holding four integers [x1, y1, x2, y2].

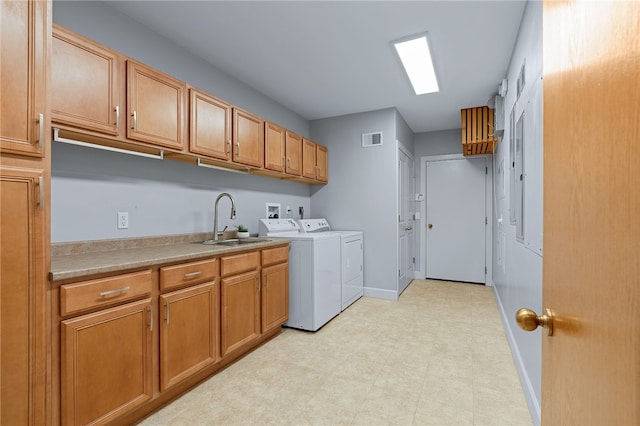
[[261, 262, 288, 333], [265, 121, 285, 172], [316, 143, 328, 182], [232, 107, 264, 168], [52, 25, 120, 136], [301, 138, 317, 179], [285, 131, 302, 175], [0, 168, 47, 425], [61, 299, 153, 425], [127, 60, 185, 150], [189, 88, 231, 160], [541, 1, 640, 424], [160, 282, 219, 391], [220, 271, 261, 356], [0, 0, 47, 157]]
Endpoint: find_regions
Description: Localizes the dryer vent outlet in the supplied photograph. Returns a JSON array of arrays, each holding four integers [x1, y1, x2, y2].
[[362, 131, 383, 147]]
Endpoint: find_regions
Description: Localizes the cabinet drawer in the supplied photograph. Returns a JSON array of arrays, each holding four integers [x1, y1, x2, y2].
[[261, 245, 289, 266], [220, 251, 260, 277], [60, 270, 152, 316], [160, 258, 218, 291]]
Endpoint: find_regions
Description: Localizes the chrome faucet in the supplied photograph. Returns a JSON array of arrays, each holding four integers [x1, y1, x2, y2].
[[213, 192, 236, 241]]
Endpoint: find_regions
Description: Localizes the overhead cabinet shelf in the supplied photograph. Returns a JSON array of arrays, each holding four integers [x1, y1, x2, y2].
[[461, 106, 499, 156], [50, 24, 328, 185]]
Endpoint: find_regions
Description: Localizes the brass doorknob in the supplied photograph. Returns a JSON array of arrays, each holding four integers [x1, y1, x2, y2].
[[428, 224, 433, 229], [516, 308, 554, 336]]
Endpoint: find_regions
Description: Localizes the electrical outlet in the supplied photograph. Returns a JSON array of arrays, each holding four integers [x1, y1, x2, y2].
[[117, 212, 129, 229]]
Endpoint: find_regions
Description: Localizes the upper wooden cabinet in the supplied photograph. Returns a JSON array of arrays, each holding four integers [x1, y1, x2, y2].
[[127, 60, 185, 150], [0, 0, 48, 157], [316, 143, 328, 182], [285, 131, 302, 176], [189, 88, 231, 161], [302, 139, 328, 182], [52, 25, 120, 136], [264, 121, 285, 173], [302, 138, 317, 180], [232, 108, 264, 168]]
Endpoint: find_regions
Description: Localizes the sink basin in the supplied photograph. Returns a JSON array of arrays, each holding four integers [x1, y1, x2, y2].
[[201, 238, 271, 246]]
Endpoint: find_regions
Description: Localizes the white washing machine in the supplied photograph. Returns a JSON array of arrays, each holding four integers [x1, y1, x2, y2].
[[297, 219, 364, 311], [258, 219, 341, 331]]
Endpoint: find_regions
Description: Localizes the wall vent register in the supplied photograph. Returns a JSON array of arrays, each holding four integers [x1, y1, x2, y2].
[[362, 131, 383, 147]]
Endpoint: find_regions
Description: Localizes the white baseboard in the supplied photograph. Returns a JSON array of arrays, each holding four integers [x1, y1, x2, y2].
[[363, 286, 398, 301], [493, 286, 541, 426]]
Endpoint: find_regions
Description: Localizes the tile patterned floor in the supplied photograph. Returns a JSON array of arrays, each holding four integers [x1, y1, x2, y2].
[[138, 279, 532, 425]]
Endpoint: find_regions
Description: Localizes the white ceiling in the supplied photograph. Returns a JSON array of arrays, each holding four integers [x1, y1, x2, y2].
[[106, 1, 526, 133]]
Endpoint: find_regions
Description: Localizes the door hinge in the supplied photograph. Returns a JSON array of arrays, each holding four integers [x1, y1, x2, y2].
[[412, 257, 415, 264], [486, 166, 488, 175], [485, 216, 488, 225], [485, 266, 488, 274]]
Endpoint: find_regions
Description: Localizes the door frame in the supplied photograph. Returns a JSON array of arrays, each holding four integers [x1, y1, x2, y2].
[[397, 142, 415, 295], [418, 153, 493, 285]]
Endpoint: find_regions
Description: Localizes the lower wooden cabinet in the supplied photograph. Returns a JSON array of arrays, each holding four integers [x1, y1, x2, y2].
[[61, 299, 153, 426], [220, 270, 261, 356], [159, 282, 219, 391], [261, 262, 288, 333]]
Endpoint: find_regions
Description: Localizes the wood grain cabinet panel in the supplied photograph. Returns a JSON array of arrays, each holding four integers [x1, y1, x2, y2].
[[52, 25, 120, 136], [221, 271, 261, 356], [220, 251, 260, 277], [261, 262, 288, 333], [0, 0, 47, 157], [302, 138, 317, 179], [127, 60, 185, 150], [159, 258, 218, 292], [61, 299, 153, 426], [160, 282, 219, 391], [316, 143, 328, 182], [0, 167, 47, 426], [264, 121, 285, 172], [189, 88, 231, 161], [232, 107, 264, 168], [285, 131, 302, 176]]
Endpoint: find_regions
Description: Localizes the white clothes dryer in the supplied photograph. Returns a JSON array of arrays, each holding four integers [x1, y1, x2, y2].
[[297, 219, 364, 311], [258, 219, 341, 331]]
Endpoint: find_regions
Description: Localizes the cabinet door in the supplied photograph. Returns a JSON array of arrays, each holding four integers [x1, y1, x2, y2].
[[285, 131, 302, 176], [61, 299, 153, 426], [221, 270, 260, 356], [160, 282, 219, 391], [0, 0, 47, 157], [261, 262, 289, 333], [52, 26, 120, 136], [0, 167, 47, 425], [189, 88, 231, 160], [127, 60, 185, 150], [302, 138, 317, 179], [232, 108, 264, 168], [264, 121, 285, 172], [316, 143, 328, 182]]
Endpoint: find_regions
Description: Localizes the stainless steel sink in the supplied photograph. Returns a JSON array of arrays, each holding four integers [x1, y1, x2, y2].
[[200, 237, 271, 246]]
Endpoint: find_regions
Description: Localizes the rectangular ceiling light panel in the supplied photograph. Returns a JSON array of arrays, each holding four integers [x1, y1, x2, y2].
[[394, 35, 439, 95]]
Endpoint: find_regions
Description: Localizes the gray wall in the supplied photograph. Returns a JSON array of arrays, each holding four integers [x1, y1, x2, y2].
[[491, 1, 543, 424], [310, 109, 399, 300], [51, 1, 313, 242]]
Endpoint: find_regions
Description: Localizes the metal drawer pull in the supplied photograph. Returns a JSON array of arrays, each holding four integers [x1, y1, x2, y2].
[[132, 110, 137, 130], [184, 271, 202, 279], [99, 286, 130, 297], [165, 300, 170, 325], [115, 106, 119, 127], [149, 305, 153, 331]]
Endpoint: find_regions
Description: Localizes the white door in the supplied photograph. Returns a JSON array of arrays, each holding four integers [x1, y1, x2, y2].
[[398, 145, 415, 294], [425, 157, 486, 283]]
